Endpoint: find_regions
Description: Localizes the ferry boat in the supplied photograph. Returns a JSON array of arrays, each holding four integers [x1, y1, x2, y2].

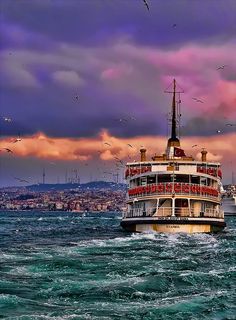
[[222, 185, 236, 216], [121, 79, 226, 233]]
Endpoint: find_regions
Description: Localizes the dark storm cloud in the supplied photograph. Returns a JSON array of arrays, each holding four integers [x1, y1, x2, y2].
[[2, 0, 236, 48], [182, 102, 236, 136], [1, 0, 236, 141], [0, 82, 167, 138]]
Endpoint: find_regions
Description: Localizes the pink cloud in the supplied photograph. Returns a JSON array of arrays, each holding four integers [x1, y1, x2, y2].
[[101, 63, 133, 80]]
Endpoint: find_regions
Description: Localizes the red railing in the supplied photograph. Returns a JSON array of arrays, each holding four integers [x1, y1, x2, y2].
[[125, 166, 222, 179], [128, 182, 220, 200]]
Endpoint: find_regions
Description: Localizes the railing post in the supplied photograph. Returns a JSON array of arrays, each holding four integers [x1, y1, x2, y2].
[[172, 197, 175, 217]]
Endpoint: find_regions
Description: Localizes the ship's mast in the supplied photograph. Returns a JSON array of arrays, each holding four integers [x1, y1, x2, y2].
[[164, 79, 184, 159], [171, 79, 178, 142]]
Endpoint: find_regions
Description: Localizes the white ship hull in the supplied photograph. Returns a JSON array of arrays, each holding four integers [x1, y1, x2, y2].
[[121, 217, 225, 233]]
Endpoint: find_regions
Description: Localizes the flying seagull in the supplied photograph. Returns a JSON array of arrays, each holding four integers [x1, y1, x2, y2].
[[192, 97, 204, 103], [115, 118, 128, 123], [217, 65, 227, 70], [104, 142, 112, 147], [13, 134, 22, 143], [14, 177, 30, 183], [216, 130, 221, 134], [3, 117, 12, 122], [127, 144, 133, 148], [4, 148, 13, 153], [192, 144, 198, 148], [226, 123, 236, 127], [142, 0, 149, 11]]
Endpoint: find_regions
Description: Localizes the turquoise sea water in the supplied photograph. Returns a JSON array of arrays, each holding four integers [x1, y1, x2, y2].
[[0, 211, 235, 320]]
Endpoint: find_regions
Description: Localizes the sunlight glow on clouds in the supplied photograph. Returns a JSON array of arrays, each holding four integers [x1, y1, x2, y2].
[[1, 131, 235, 166]]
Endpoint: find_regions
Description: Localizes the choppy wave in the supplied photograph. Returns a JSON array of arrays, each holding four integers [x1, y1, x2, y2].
[[0, 211, 235, 319]]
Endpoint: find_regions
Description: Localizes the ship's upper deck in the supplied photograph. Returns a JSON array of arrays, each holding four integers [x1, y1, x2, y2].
[[125, 79, 222, 181], [125, 160, 222, 180]]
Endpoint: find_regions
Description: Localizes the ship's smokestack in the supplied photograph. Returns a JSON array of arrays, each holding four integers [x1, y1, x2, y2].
[[140, 148, 147, 162], [201, 149, 207, 162]]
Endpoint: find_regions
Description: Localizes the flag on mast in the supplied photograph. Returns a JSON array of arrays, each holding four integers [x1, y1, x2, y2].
[[174, 147, 186, 157]]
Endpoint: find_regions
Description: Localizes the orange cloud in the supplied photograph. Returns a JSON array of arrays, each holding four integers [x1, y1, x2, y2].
[[0, 131, 235, 166]]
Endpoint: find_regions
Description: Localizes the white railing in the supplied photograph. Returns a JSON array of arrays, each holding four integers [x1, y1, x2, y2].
[[126, 207, 156, 218], [124, 206, 224, 219]]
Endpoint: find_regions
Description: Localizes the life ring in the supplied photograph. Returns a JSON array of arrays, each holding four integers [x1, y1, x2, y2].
[[182, 184, 190, 193], [191, 185, 197, 193], [174, 183, 181, 193], [165, 183, 172, 193], [157, 184, 164, 192], [151, 185, 157, 193]]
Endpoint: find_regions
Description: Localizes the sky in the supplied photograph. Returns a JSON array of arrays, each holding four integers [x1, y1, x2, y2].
[[0, 0, 236, 186]]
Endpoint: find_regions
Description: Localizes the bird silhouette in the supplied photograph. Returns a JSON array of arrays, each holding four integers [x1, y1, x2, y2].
[[192, 98, 204, 103], [3, 117, 12, 122], [14, 177, 29, 183], [12, 134, 22, 143], [172, 24, 177, 28], [192, 144, 198, 148], [114, 118, 128, 123], [142, 0, 149, 11], [226, 123, 236, 127], [217, 65, 227, 70], [127, 144, 133, 148], [4, 148, 13, 153], [104, 142, 112, 147]]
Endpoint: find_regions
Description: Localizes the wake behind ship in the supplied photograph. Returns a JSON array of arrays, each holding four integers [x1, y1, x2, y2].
[[121, 79, 226, 233]]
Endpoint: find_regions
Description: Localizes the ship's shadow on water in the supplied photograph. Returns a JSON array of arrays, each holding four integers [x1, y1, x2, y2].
[[0, 211, 235, 320]]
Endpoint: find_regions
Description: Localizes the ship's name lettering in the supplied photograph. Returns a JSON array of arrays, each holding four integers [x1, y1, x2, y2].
[[158, 217, 188, 221], [166, 225, 180, 228]]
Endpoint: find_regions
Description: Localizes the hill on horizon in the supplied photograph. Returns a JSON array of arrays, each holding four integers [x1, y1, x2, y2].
[[1, 181, 127, 192]]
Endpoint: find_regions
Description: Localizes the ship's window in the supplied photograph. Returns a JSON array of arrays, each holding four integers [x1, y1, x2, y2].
[[147, 175, 156, 184], [158, 175, 171, 183], [175, 199, 188, 207], [141, 177, 147, 186], [174, 175, 189, 183], [191, 175, 200, 184], [159, 199, 167, 206]]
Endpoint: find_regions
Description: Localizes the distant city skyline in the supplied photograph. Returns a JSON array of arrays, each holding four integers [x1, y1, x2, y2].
[[0, 0, 236, 186]]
